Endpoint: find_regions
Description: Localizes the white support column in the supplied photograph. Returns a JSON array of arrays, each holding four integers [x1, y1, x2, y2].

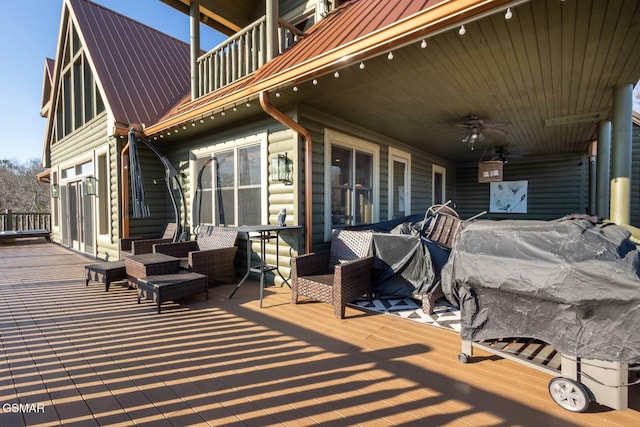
[[190, 0, 200, 100], [266, 0, 279, 61], [610, 84, 633, 225]]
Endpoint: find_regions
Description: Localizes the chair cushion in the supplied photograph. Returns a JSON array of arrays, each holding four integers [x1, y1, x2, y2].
[[196, 226, 238, 250], [301, 273, 335, 286], [328, 230, 373, 269]]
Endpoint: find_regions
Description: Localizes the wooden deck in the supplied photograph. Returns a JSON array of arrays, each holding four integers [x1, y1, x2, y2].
[[1, 241, 638, 426]]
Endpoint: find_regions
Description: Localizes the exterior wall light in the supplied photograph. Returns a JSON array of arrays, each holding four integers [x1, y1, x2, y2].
[[271, 153, 292, 184], [51, 183, 60, 198], [84, 176, 98, 196]]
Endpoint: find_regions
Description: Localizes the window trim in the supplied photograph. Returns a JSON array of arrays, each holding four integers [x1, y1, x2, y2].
[[324, 129, 380, 241], [432, 164, 447, 205], [388, 147, 411, 219], [96, 147, 111, 238], [191, 133, 268, 228]]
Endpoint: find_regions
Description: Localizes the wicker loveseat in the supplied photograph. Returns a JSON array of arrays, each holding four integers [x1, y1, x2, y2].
[[291, 229, 374, 319], [120, 223, 177, 257], [153, 225, 238, 285]]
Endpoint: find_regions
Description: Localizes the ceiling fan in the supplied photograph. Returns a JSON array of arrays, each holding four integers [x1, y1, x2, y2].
[[491, 146, 523, 163], [457, 114, 510, 150]]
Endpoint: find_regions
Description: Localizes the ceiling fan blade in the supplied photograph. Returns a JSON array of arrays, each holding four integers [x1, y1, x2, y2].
[[483, 127, 509, 135], [484, 121, 512, 127]]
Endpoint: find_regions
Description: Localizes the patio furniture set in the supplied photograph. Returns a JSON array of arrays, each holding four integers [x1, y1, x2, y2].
[[85, 208, 457, 317], [83, 210, 640, 412], [85, 225, 238, 313]]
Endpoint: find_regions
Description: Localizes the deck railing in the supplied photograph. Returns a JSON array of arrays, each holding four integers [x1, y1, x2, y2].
[[197, 17, 302, 97], [1, 210, 51, 232]]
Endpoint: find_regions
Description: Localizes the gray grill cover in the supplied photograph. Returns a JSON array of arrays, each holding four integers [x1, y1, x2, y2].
[[441, 215, 640, 363]]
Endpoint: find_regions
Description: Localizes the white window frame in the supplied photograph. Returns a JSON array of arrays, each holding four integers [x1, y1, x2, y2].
[[191, 133, 268, 227], [388, 147, 411, 219], [324, 129, 380, 241], [95, 146, 111, 240], [432, 164, 447, 205]]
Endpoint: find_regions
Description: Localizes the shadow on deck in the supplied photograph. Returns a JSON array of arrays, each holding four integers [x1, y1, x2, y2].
[[0, 241, 638, 426]]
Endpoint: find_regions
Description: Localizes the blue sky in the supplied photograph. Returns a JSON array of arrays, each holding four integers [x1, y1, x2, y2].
[[0, 0, 225, 164]]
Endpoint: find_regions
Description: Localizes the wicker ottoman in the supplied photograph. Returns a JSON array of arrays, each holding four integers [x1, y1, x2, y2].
[[137, 272, 208, 313], [125, 253, 181, 288], [85, 260, 127, 291]]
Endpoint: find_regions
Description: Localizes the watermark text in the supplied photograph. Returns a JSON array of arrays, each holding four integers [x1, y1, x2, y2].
[[2, 402, 46, 413]]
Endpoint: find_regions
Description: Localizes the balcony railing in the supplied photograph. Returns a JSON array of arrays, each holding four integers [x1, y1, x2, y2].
[[197, 17, 303, 98], [1, 210, 51, 232]]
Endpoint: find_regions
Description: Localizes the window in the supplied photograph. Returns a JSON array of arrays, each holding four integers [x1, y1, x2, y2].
[[432, 164, 446, 204], [54, 23, 105, 141], [192, 136, 266, 227], [52, 171, 59, 227], [324, 129, 379, 238], [97, 153, 109, 235], [389, 148, 411, 219]]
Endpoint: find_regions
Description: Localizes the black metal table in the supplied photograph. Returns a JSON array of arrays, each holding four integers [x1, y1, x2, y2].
[[229, 224, 302, 307]]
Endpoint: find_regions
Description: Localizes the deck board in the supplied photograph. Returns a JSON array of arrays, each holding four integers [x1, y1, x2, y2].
[[0, 241, 639, 426]]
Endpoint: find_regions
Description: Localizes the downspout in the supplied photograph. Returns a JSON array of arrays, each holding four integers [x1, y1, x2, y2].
[[260, 90, 313, 253], [596, 121, 611, 219]]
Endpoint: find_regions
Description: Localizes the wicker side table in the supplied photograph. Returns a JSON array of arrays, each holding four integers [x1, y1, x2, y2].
[[124, 253, 181, 288], [85, 260, 127, 291], [137, 272, 208, 313]]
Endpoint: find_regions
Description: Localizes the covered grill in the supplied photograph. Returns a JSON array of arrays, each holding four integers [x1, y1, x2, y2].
[[442, 215, 640, 411]]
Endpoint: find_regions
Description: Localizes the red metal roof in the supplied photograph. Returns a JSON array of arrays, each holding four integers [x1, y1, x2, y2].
[[69, 0, 192, 128], [149, 0, 479, 130]]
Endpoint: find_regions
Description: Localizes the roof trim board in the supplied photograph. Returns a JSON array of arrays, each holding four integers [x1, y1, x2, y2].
[[40, 58, 56, 118]]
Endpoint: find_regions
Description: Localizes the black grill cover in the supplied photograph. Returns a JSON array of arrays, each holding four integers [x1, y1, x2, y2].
[[347, 215, 447, 298]]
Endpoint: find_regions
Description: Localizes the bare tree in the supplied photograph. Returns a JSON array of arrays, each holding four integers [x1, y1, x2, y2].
[[0, 159, 50, 212]]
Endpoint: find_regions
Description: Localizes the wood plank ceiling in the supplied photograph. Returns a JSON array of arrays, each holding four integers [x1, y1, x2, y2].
[[159, 0, 264, 35], [267, 0, 640, 163]]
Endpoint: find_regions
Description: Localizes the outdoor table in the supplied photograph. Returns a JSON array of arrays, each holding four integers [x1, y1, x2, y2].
[[85, 260, 127, 291], [229, 224, 302, 307], [124, 252, 181, 288], [137, 271, 208, 313]]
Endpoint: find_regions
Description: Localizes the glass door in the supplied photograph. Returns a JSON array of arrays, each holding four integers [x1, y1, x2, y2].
[[68, 181, 83, 251], [66, 180, 94, 254]]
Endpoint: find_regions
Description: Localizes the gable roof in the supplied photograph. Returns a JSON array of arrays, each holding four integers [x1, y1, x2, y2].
[[71, 0, 192, 128], [144, 0, 507, 134], [44, 0, 192, 148], [40, 58, 56, 118]]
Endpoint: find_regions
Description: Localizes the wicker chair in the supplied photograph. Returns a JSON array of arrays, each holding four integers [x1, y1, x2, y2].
[[153, 226, 238, 285], [120, 223, 177, 257], [291, 229, 374, 319]]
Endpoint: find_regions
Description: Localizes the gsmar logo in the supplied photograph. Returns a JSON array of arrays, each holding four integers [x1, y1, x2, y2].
[[2, 402, 45, 413]]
